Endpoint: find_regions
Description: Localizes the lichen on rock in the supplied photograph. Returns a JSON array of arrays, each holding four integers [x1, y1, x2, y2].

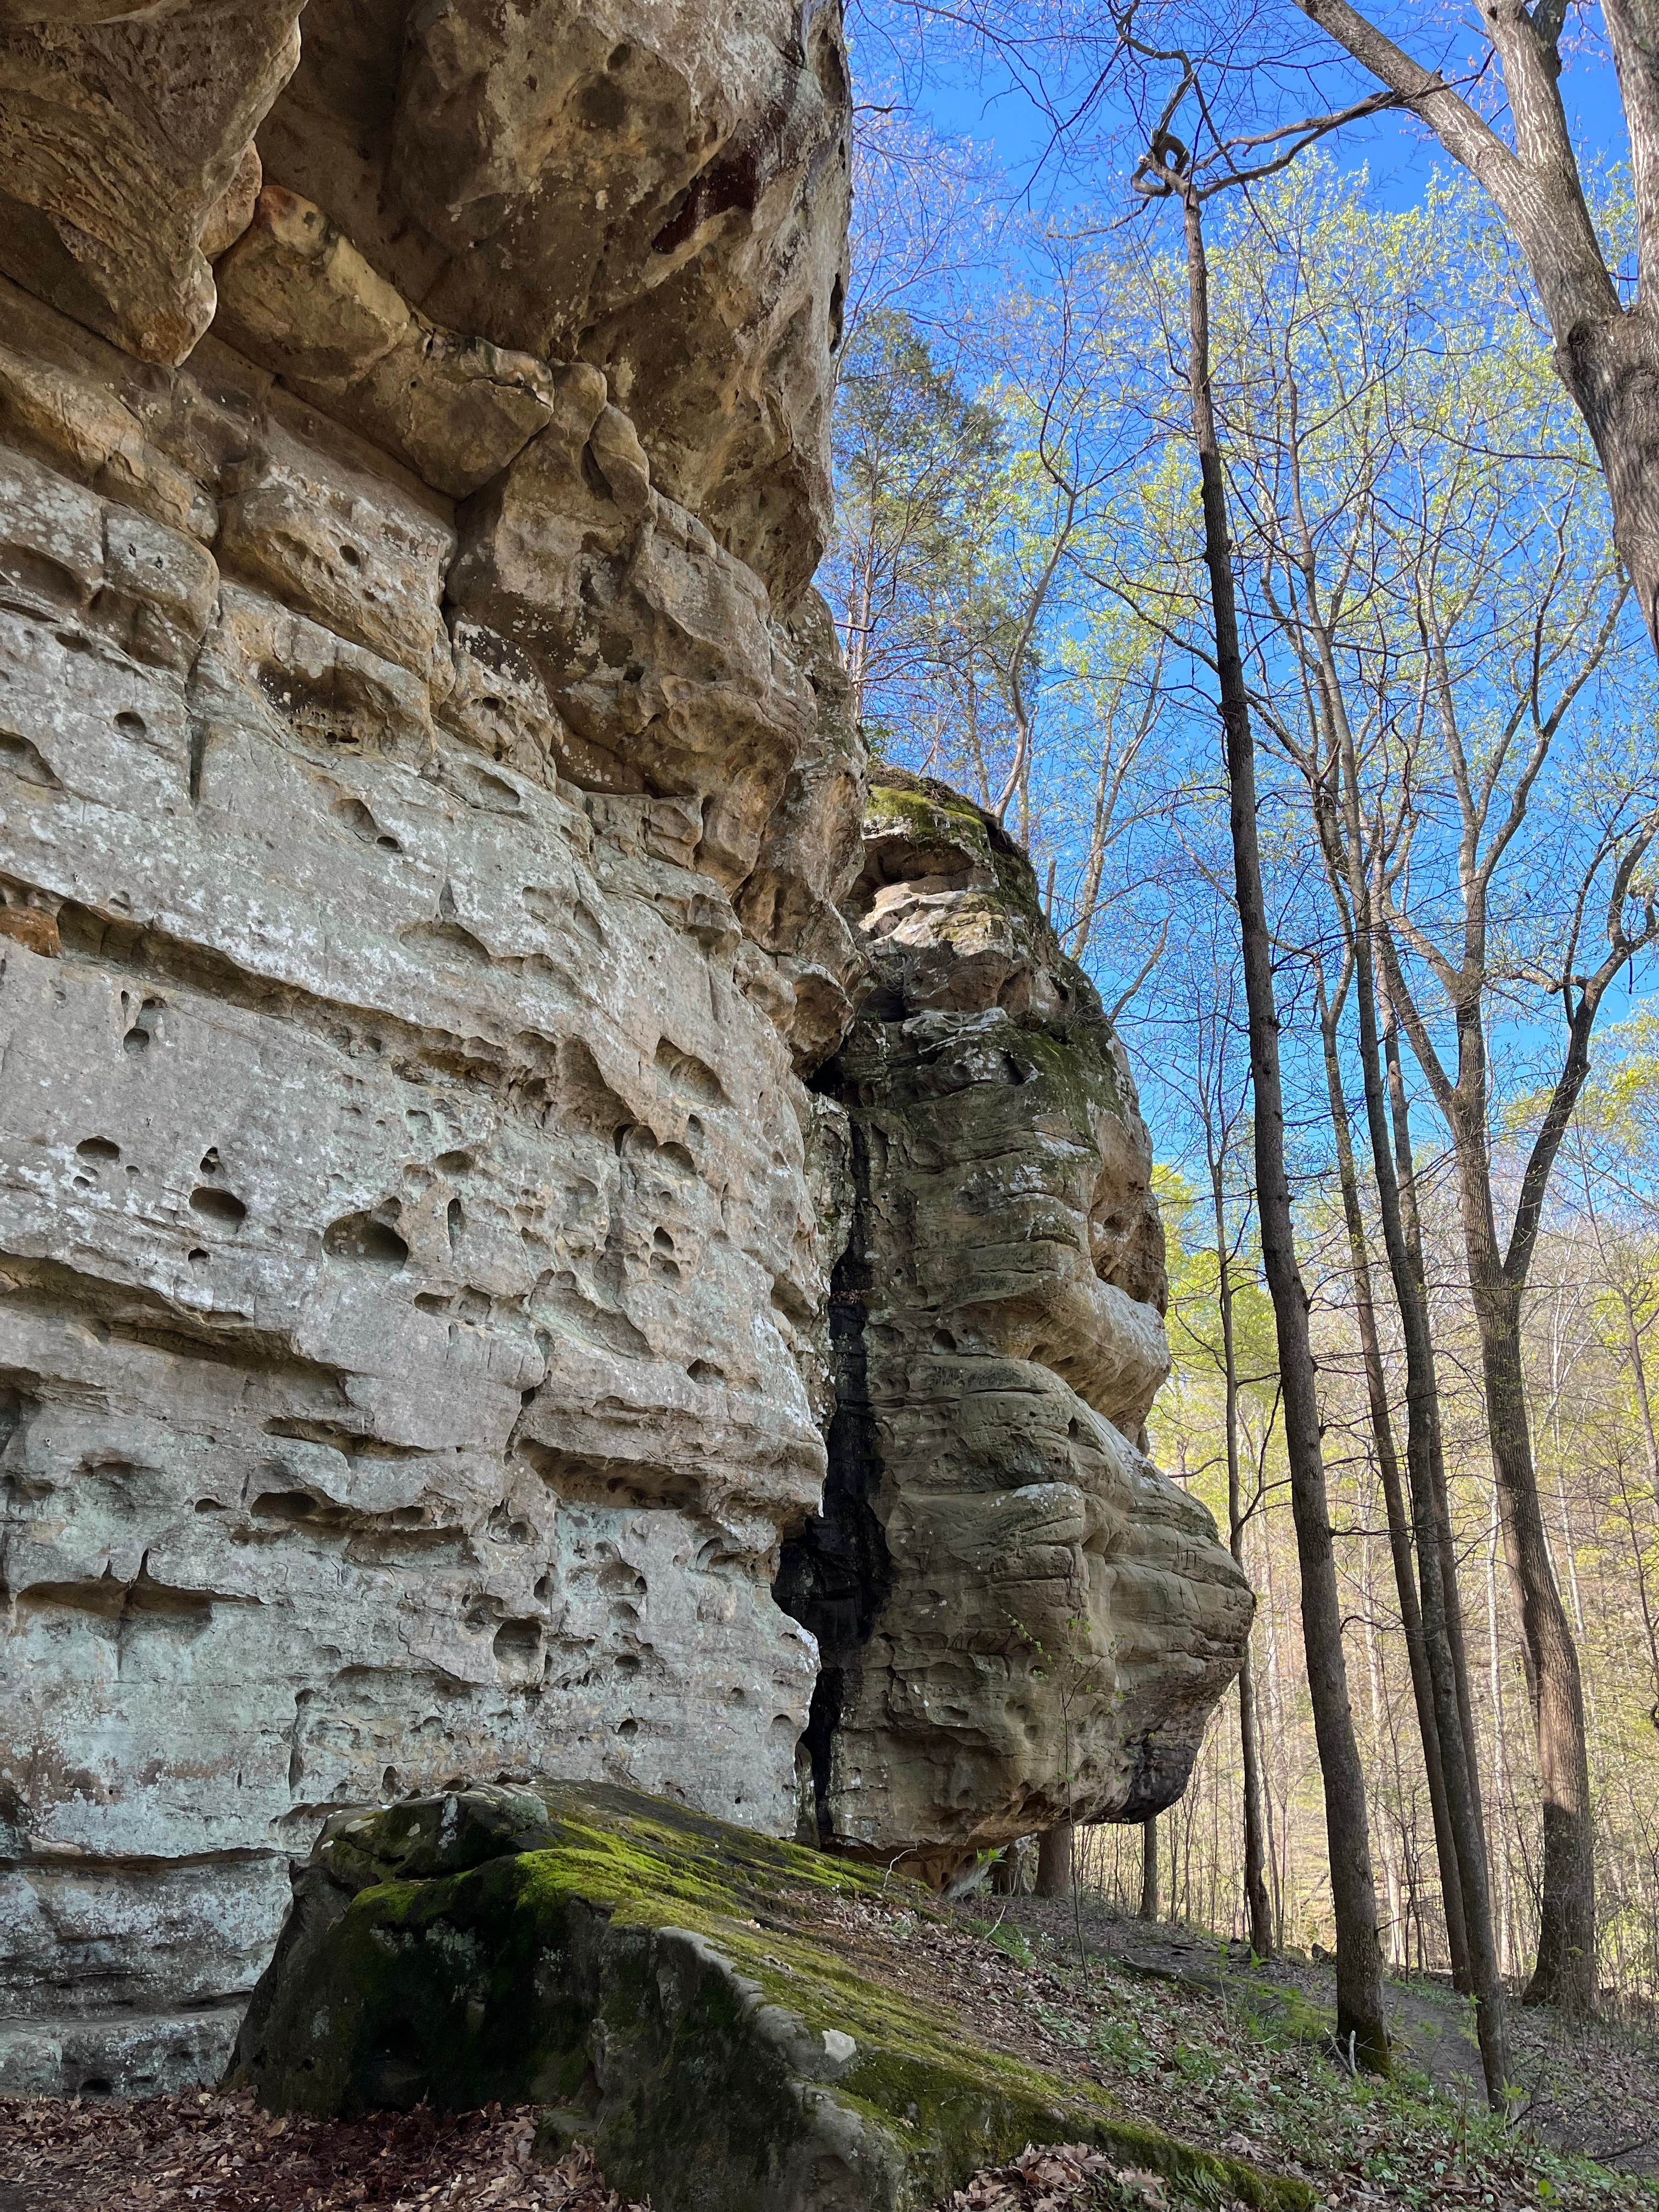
[[230, 1782, 1308, 2212]]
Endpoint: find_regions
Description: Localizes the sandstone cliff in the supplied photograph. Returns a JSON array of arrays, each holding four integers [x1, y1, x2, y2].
[[0, 0, 1248, 2098], [779, 777, 1250, 1877]]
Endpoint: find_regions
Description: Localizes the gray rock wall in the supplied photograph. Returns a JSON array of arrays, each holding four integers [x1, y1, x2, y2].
[[0, 0, 1250, 2098], [0, 0, 860, 2095]]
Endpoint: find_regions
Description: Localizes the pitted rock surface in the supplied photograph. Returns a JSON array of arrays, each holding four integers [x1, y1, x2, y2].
[[0, 0, 1246, 2102], [777, 775, 1252, 1875]]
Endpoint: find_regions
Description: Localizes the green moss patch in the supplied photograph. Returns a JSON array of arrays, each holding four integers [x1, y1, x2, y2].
[[232, 1784, 1310, 2212]]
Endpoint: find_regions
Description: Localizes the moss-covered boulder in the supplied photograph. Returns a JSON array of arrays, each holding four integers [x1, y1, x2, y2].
[[231, 1782, 1307, 2212]]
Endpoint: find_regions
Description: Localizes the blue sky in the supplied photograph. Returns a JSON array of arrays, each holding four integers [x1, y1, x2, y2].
[[853, 4, 1632, 223]]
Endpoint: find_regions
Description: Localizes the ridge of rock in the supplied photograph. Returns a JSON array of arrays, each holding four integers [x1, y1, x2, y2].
[[227, 1781, 1308, 2212]]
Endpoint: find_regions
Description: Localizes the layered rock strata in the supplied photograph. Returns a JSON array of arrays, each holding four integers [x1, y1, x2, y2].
[[0, 0, 860, 2096], [778, 776, 1252, 1876], [0, 0, 1249, 2103]]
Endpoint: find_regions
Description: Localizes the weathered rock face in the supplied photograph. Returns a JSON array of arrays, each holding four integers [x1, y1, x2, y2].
[[0, 0, 1247, 2105], [777, 776, 1252, 1876], [0, 0, 859, 2099]]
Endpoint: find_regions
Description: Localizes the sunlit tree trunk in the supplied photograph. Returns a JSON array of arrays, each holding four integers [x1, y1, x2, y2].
[[1206, 1144, 1276, 1958], [1314, 968, 1472, 1989], [1180, 179, 1389, 2070]]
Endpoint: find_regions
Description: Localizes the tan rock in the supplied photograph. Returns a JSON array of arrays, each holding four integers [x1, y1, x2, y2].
[[0, 0, 302, 362], [776, 775, 1251, 1876], [215, 387, 458, 697], [215, 187, 560, 496], [448, 386, 814, 887], [256, 0, 850, 602]]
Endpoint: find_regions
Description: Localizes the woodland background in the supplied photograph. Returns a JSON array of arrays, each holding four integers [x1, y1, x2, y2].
[[825, 1, 1659, 2029]]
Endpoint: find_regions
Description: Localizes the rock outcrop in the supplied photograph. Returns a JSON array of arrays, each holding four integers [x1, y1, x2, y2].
[[0, 0, 1247, 2103], [227, 1781, 1305, 2212], [778, 777, 1251, 1875], [0, 0, 860, 2097]]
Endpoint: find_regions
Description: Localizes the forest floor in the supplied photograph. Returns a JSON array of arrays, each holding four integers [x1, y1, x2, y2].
[[2, 1887, 1655, 2212]]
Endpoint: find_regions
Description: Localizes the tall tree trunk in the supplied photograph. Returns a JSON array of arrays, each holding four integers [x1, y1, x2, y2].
[[1334, 915, 1510, 2098], [1314, 975, 1471, 1988], [1181, 181, 1389, 2072], [1457, 1181, 1597, 2012], [1139, 1816, 1159, 1921], [1381, 1003, 1484, 1819], [1209, 1150, 1276, 1959], [1036, 1824, 1074, 1899]]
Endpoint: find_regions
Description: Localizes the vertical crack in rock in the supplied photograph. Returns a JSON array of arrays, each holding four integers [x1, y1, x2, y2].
[[791, 772, 1254, 1883], [773, 1116, 894, 1844]]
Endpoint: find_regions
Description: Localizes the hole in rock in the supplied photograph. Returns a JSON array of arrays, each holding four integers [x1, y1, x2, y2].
[[446, 1197, 465, 1252], [487, 1504, 532, 1545], [115, 710, 146, 737], [187, 1247, 209, 1264], [654, 1039, 724, 1105], [414, 1292, 449, 1315], [616, 1716, 638, 1738], [1, 731, 63, 788], [339, 544, 362, 568], [323, 1211, 409, 1271], [931, 1328, 957, 1353], [436, 1150, 473, 1173], [381, 1767, 398, 1796], [72, 1173, 92, 1188], [190, 1185, 246, 1227], [652, 1228, 675, 1253], [493, 1617, 541, 1665], [614, 1652, 641, 1674], [199, 1147, 221, 1174], [686, 1359, 723, 1385]]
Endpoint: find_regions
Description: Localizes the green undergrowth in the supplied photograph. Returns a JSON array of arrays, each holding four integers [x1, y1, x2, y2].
[[981, 1903, 1659, 2212]]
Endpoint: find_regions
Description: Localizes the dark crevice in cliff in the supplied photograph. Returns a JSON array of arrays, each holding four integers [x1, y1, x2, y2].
[[771, 1111, 893, 1846]]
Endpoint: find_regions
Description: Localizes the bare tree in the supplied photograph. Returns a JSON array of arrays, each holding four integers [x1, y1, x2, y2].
[[1133, 77, 1391, 2069], [1375, 639, 1659, 2013]]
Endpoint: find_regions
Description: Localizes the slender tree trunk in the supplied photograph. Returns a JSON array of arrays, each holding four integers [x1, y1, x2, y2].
[[1335, 929, 1511, 2098], [1315, 975, 1471, 1988], [1486, 1494, 1515, 1979], [1139, 1816, 1159, 1920], [1209, 1150, 1276, 1958], [1381, 1003, 1484, 1817], [1036, 1824, 1074, 1899], [1181, 182, 1389, 2072], [1458, 1201, 1597, 2013]]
